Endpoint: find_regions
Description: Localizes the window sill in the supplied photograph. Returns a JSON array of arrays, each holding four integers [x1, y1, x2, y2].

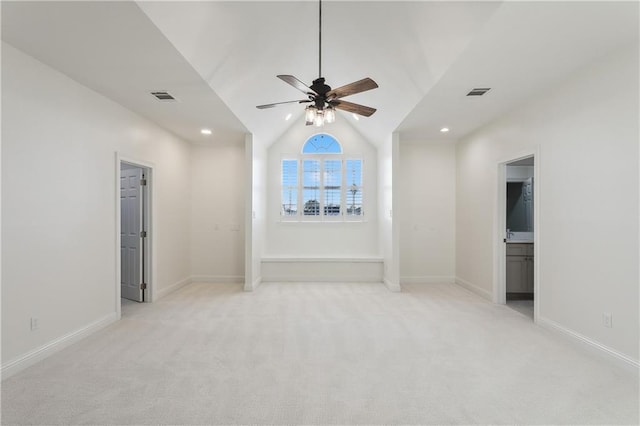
[[262, 256, 383, 263], [279, 218, 368, 224]]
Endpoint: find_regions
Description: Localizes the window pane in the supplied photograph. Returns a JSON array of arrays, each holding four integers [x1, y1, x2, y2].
[[282, 189, 298, 215], [346, 159, 363, 216], [346, 187, 362, 216], [303, 159, 320, 216], [302, 133, 342, 154], [346, 159, 362, 186], [281, 160, 298, 216], [324, 159, 341, 216]]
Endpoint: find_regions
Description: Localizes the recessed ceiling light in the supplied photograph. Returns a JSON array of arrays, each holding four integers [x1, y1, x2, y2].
[[352, 114, 360, 121], [200, 129, 212, 135], [440, 127, 450, 133], [285, 113, 292, 121]]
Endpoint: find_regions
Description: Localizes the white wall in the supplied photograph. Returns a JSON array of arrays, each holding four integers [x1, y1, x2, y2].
[[245, 134, 267, 290], [190, 142, 245, 283], [265, 118, 379, 257], [456, 44, 639, 362], [398, 141, 456, 283], [378, 134, 400, 291], [1, 43, 193, 368]]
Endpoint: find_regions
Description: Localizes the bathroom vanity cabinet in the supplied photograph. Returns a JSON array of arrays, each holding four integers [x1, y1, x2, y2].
[[506, 243, 534, 293]]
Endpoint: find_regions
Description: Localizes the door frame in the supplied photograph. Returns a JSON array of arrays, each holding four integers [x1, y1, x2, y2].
[[115, 153, 155, 318], [494, 148, 540, 323]]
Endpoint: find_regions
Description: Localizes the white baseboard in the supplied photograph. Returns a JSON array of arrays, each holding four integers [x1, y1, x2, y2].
[[155, 276, 192, 300], [454, 276, 492, 301], [537, 317, 639, 373], [1, 312, 118, 381], [190, 275, 244, 284], [383, 278, 401, 292], [401, 276, 455, 284], [244, 276, 262, 292]]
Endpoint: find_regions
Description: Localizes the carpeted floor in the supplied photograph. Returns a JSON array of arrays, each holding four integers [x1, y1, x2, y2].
[[2, 282, 638, 425], [506, 299, 534, 319]]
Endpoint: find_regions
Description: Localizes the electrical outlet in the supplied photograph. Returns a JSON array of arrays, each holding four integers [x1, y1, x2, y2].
[[602, 312, 613, 328], [30, 317, 39, 331]]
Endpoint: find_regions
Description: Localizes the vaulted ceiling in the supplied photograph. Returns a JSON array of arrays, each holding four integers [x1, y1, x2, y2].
[[2, 1, 638, 147]]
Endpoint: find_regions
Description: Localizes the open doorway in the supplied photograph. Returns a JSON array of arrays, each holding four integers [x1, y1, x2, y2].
[[497, 155, 537, 320], [119, 161, 151, 306]]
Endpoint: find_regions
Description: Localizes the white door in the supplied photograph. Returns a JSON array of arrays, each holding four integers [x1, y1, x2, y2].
[[120, 166, 144, 302]]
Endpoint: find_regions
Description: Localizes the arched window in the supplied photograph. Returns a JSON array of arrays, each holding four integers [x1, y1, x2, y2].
[[282, 133, 363, 221], [302, 133, 342, 154]]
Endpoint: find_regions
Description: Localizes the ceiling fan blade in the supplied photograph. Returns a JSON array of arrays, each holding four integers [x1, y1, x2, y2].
[[256, 99, 311, 109], [326, 78, 378, 100], [331, 100, 376, 117], [277, 75, 317, 95]]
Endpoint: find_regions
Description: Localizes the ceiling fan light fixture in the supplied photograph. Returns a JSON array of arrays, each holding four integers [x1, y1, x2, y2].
[[325, 107, 336, 124], [314, 109, 325, 127], [305, 106, 317, 125]]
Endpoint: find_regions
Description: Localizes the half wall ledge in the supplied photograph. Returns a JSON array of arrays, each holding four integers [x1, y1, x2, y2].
[[261, 257, 384, 283]]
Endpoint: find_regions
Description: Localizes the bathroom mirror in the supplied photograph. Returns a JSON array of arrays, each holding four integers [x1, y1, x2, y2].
[[506, 178, 533, 232]]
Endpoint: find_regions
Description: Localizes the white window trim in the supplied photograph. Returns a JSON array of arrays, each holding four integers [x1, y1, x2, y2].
[[280, 155, 365, 223]]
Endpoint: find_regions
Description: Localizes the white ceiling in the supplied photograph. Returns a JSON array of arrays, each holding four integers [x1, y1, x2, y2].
[[2, 1, 638, 148], [398, 1, 640, 142], [1, 1, 248, 145], [136, 1, 501, 146]]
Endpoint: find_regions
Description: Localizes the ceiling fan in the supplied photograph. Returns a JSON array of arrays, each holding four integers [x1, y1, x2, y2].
[[256, 0, 378, 126]]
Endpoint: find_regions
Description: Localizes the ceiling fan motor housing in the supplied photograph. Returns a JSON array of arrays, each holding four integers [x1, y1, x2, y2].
[[311, 77, 331, 95], [310, 77, 332, 109]]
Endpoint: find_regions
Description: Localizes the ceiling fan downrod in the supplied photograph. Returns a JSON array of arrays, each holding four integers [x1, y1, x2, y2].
[[318, 0, 322, 79]]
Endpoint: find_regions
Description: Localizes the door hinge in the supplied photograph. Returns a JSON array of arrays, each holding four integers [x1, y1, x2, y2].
[[140, 283, 147, 290], [140, 231, 147, 238], [140, 178, 147, 186]]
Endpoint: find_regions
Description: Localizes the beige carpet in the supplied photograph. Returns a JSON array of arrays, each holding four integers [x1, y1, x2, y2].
[[506, 299, 534, 319], [2, 282, 638, 425]]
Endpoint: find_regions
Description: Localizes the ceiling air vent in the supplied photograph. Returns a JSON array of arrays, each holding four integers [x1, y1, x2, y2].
[[150, 91, 177, 102], [467, 88, 491, 96]]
